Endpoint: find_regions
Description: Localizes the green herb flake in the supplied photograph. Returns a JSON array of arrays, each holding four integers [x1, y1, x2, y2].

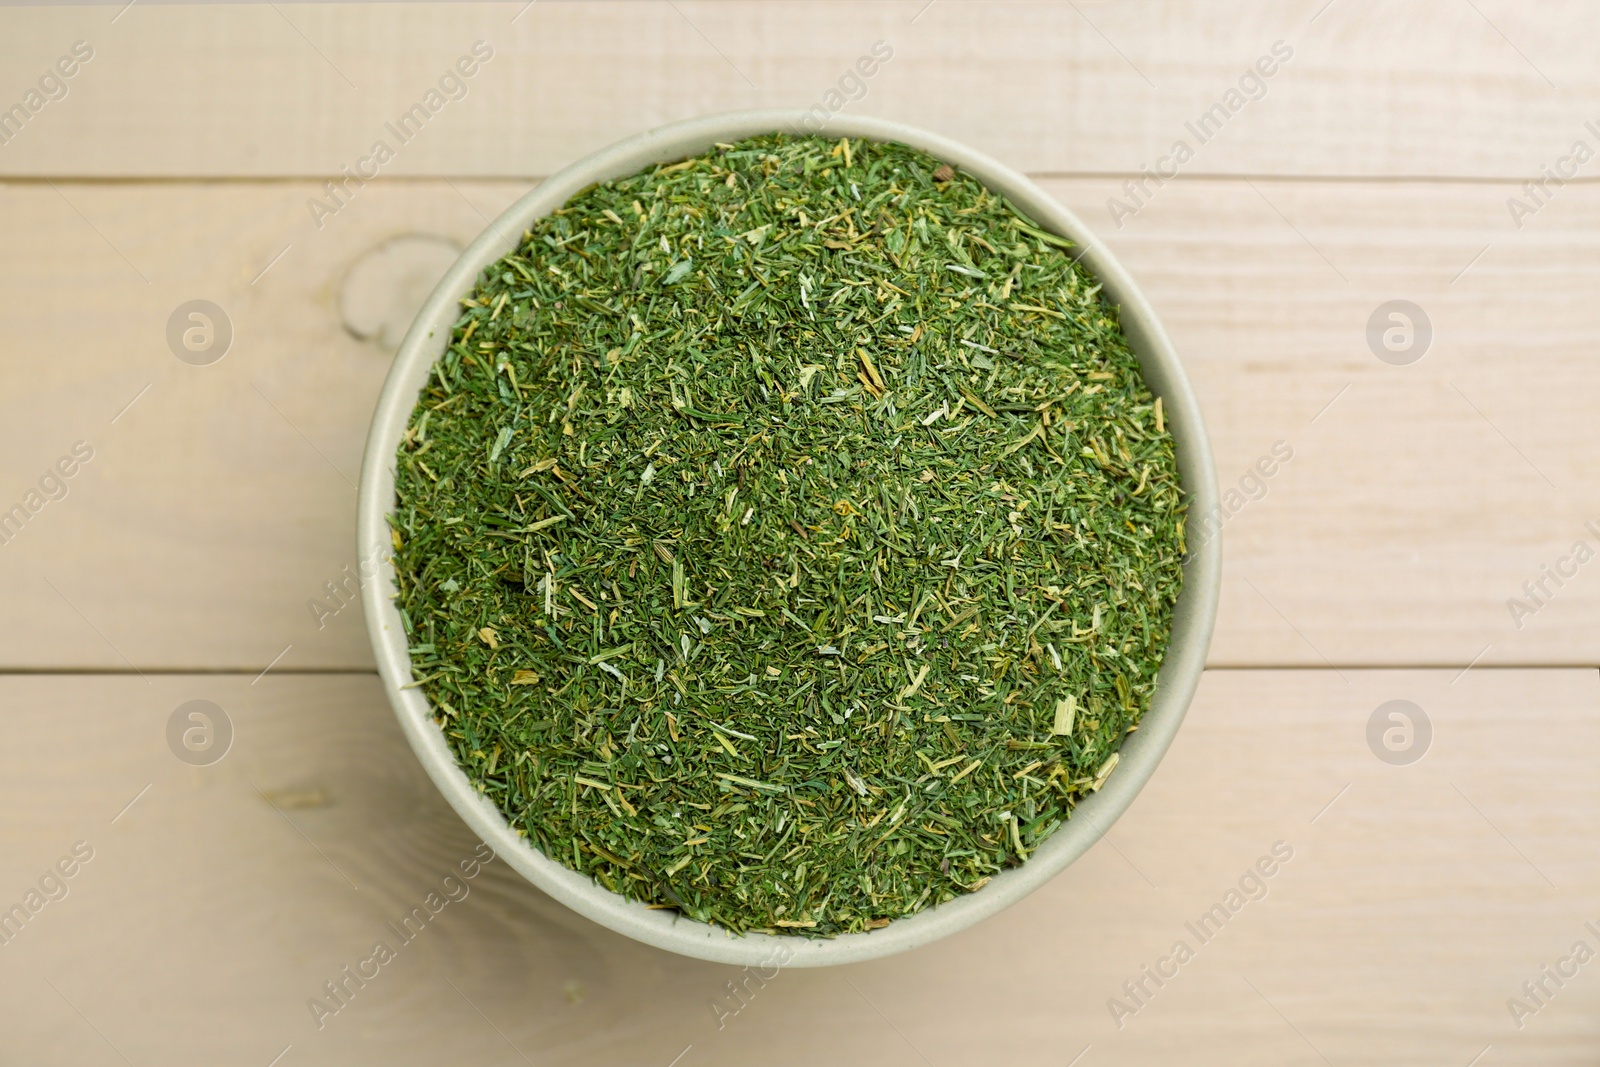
[[390, 133, 1186, 937]]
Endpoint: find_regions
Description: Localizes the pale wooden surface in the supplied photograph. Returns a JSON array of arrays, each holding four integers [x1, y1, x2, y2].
[[2, 1, 1598, 1063], [4, 177, 1599, 669], [3, 670, 1597, 1065], [0, 1, 1590, 179]]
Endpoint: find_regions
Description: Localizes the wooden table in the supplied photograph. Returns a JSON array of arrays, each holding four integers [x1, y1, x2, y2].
[[3, 3, 1597, 1063]]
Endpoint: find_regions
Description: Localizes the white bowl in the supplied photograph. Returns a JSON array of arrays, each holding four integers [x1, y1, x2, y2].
[[358, 109, 1220, 967]]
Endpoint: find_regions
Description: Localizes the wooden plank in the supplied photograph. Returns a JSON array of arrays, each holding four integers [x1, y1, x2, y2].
[[1044, 177, 1600, 668], [3, 176, 1597, 669], [1, 668, 1595, 1063], [0, 1, 1592, 180], [0, 179, 530, 670]]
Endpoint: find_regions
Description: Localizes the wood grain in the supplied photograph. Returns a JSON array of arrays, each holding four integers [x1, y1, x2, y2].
[[1055, 177, 1600, 669], [0, 1, 1593, 180], [0, 178, 530, 671], [3, 5, 1597, 1063], [1, 669, 1595, 1064], [2, 177, 1597, 669]]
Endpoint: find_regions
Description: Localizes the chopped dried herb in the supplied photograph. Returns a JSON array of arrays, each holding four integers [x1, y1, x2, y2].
[[390, 133, 1186, 936]]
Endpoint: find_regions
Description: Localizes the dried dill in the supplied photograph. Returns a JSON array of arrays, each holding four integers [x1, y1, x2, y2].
[[390, 133, 1185, 936]]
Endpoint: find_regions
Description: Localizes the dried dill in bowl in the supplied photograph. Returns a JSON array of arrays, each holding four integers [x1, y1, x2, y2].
[[389, 133, 1186, 937]]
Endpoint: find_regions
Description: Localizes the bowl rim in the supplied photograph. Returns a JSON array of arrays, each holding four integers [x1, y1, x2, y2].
[[357, 108, 1220, 968]]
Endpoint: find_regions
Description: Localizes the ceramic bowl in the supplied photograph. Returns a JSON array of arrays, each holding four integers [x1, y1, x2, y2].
[[358, 109, 1220, 967]]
